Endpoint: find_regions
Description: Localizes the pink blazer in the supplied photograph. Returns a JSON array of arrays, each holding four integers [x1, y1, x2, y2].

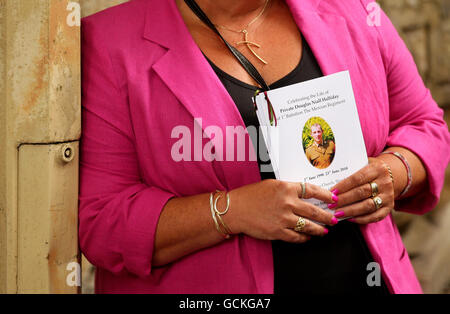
[[79, 0, 450, 294]]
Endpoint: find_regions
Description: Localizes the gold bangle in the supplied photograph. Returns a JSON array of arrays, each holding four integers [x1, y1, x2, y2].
[[379, 160, 394, 186], [381, 151, 411, 198], [216, 213, 233, 236], [214, 191, 230, 215], [214, 192, 233, 235], [210, 191, 230, 239]]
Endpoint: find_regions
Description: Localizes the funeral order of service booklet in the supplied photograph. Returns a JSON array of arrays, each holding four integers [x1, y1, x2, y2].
[[254, 71, 368, 212]]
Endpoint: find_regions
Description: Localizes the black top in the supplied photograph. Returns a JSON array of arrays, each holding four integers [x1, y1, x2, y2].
[[204, 36, 389, 294]]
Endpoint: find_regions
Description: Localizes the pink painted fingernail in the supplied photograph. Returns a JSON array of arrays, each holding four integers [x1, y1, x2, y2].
[[332, 194, 339, 203], [331, 217, 339, 225], [328, 203, 337, 209], [349, 218, 356, 223], [323, 228, 329, 235], [331, 189, 339, 195], [334, 211, 345, 218]]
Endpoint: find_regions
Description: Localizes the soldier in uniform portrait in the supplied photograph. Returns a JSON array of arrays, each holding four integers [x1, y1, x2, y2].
[[305, 123, 335, 169]]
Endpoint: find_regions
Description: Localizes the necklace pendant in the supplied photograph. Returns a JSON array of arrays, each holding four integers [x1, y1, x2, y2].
[[236, 30, 268, 65]]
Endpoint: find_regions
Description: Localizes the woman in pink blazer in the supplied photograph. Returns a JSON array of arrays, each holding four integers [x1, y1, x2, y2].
[[79, 0, 450, 294]]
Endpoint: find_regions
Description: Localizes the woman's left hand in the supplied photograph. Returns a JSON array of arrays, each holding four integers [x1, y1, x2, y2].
[[328, 157, 395, 224]]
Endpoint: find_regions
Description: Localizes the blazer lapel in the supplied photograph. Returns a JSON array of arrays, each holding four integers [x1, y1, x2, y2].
[[143, 0, 246, 138]]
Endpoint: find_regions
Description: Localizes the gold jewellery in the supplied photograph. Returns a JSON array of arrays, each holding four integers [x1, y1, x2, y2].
[[300, 182, 307, 199], [372, 196, 383, 210], [210, 190, 232, 239], [294, 217, 306, 233], [369, 181, 383, 210], [215, 0, 270, 64], [370, 182, 379, 198]]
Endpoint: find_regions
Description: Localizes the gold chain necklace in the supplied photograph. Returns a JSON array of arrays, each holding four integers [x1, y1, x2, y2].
[[214, 0, 270, 65]]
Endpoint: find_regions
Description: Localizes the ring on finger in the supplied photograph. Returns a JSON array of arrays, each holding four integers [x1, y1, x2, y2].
[[372, 196, 383, 210], [294, 217, 306, 232], [370, 181, 379, 197], [300, 182, 306, 199]]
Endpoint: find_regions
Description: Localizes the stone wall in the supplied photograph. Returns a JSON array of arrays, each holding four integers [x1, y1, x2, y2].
[[379, 0, 450, 108], [79, 0, 450, 294]]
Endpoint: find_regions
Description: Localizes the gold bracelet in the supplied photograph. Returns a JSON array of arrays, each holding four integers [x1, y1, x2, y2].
[[214, 192, 232, 235], [378, 158, 394, 185], [210, 191, 230, 239], [381, 151, 412, 198]]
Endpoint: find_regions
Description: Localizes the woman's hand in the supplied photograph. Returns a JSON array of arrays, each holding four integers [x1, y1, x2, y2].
[[225, 179, 338, 243], [328, 157, 395, 224]]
